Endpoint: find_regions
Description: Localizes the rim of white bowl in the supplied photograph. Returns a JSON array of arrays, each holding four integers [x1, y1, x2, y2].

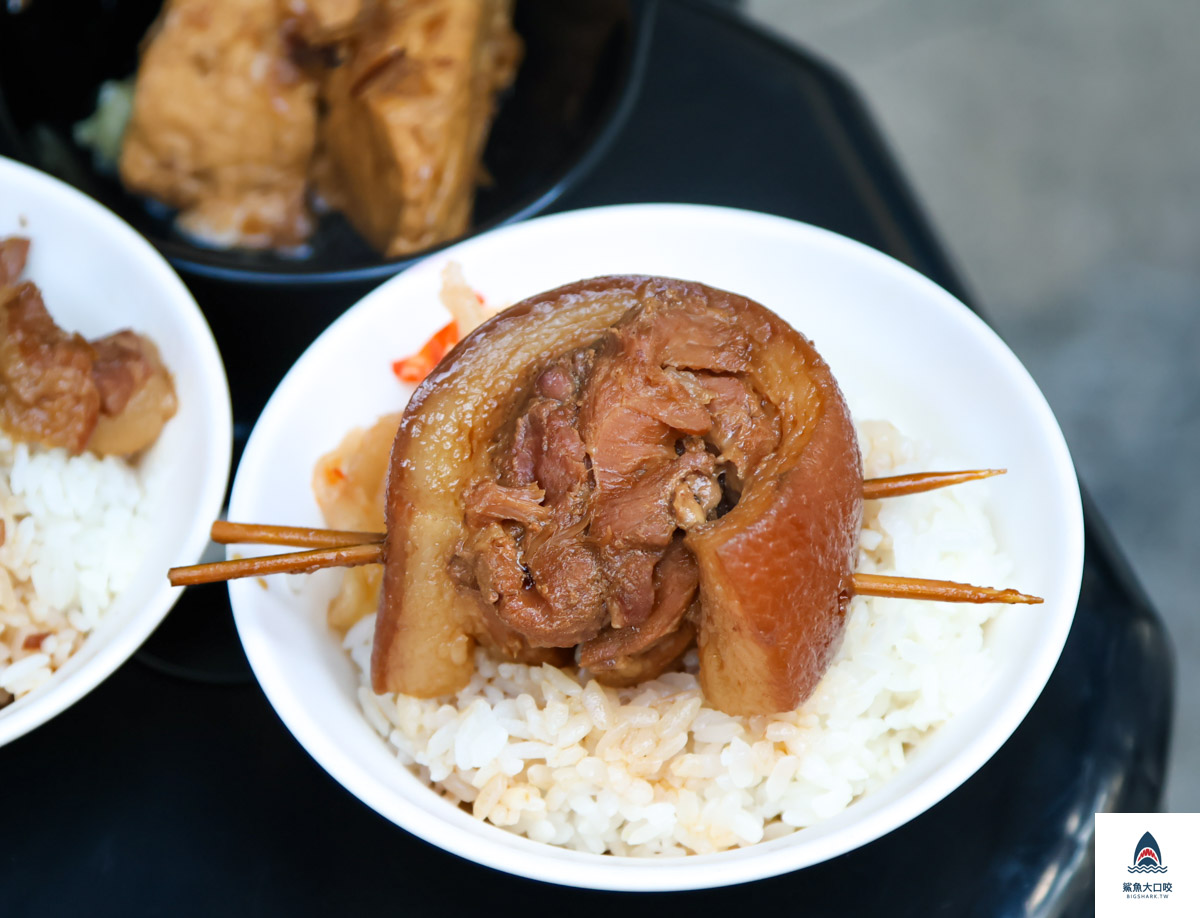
[[0, 156, 233, 747], [229, 203, 1084, 891]]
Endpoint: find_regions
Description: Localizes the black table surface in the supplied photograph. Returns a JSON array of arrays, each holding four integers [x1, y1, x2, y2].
[[1, 2, 1173, 916]]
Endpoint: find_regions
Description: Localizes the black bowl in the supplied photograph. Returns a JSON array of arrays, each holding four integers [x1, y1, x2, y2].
[[0, 0, 654, 288]]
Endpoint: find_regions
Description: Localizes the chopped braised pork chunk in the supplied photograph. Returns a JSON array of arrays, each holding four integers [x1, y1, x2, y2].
[[0, 238, 177, 457], [87, 333, 178, 457], [0, 282, 99, 454]]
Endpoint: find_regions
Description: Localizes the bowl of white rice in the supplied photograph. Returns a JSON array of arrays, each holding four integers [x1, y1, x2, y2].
[[0, 156, 232, 746], [226, 204, 1083, 890]]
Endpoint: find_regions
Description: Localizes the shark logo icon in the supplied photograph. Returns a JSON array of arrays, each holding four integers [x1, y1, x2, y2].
[[1128, 831, 1168, 874]]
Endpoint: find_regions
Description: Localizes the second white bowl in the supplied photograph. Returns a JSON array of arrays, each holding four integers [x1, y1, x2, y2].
[[0, 156, 232, 747]]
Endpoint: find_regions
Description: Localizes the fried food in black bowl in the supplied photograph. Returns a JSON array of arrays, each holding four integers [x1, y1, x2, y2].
[[0, 0, 650, 284], [0, 0, 653, 415]]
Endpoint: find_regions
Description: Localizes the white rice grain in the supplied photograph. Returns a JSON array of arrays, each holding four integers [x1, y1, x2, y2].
[[0, 432, 150, 706]]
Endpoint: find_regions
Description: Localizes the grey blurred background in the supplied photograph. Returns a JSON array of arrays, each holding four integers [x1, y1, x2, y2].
[[743, 0, 1198, 810]]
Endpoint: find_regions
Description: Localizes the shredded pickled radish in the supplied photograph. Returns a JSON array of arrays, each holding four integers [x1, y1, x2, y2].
[[392, 320, 459, 383], [391, 262, 494, 384]]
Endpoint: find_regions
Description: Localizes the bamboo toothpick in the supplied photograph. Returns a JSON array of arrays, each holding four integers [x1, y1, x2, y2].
[[862, 469, 1005, 500], [167, 543, 383, 587], [210, 521, 384, 549], [168, 529, 1041, 605], [169, 469, 1032, 598], [851, 573, 1041, 604]]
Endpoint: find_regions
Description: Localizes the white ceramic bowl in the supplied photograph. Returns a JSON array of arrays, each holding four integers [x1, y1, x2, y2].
[[227, 204, 1084, 891], [0, 157, 232, 746]]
